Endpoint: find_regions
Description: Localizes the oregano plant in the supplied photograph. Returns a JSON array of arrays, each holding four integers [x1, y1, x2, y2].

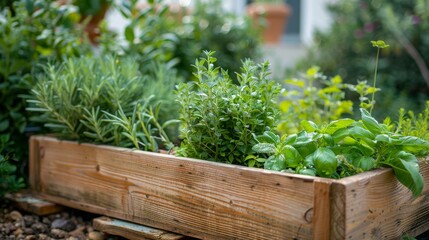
[[175, 51, 281, 167]]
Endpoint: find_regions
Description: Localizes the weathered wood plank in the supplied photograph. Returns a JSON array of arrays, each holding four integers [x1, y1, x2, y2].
[[312, 179, 331, 240], [30, 136, 317, 240], [331, 160, 429, 239], [93, 216, 186, 240], [5, 190, 63, 215]]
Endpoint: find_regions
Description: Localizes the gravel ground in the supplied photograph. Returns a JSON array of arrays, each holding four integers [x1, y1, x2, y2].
[[0, 199, 126, 240]]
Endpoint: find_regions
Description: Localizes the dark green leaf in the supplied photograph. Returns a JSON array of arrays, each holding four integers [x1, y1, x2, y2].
[[389, 151, 423, 197], [125, 25, 135, 43]]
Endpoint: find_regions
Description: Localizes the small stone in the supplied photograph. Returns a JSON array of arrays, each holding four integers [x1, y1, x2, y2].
[[31, 222, 48, 234], [9, 211, 23, 221], [25, 235, 36, 240], [69, 225, 85, 237], [51, 218, 76, 231], [23, 227, 34, 234], [42, 217, 51, 225], [67, 237, 80, 240], [50, 228, 68, 239], [38, 233, 48, 240], [23, 215, 35, 227], [88, 231, 105, 240], [13, 228, 23, 236]]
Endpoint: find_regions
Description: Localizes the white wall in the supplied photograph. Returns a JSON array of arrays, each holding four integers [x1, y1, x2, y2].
[[301, 0, 337, 45]]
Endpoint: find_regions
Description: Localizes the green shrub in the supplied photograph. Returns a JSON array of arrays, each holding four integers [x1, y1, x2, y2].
[[0, 0, 91, 182], [294, 0, 429, 120], [102, 0, 262, 81], [175, 52, 281, 167], [0, 134, 24, 197]]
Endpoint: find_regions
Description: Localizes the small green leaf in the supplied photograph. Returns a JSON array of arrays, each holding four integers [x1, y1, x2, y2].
[[298, 168, 316, 176], [325, 118, 355, 134], [360, 108, 383, 134], [125, 25, 135, 43], [264, 155, 286, 171], [252, 143, 276, 154], [301, 120, 319, 132], [371, 40, 390, 49]]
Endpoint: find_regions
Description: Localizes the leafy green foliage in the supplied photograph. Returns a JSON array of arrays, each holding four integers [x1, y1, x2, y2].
[[102, 0, 262, 81], [293, 0, 429, 120], [176, 51, 281, 166], [278, 66, 375, 134], [0, 0, 91, 181], [0, 134, 24, 197], [27, 56, 178, 152], [391, 101, 429, 141], [254, 109, 429, 196]]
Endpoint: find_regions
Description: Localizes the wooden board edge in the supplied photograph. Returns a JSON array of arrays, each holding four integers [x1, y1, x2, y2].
[[5, 190, 64, 215], [312, 179, 331, 240], [329, 181, 346, 239], [93, 216, 185, 240], [31, 135, 321, 182], [29, 136, 41, 191]]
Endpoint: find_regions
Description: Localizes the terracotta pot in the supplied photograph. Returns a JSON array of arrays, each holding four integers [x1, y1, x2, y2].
[[80, 3, 110, 45], [247, 3, 292, 44]]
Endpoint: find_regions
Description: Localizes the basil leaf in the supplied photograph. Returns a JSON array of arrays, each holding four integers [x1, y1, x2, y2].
[[325, 118, 355, 134], [264, 155, 286, 171], [301, 120, 319, 132], [313, 147, 338, 177], [360, 108, 384, 134], [252, 143, 276, 154], [353, 156, 375, 171], [281, 145, 302, 168], [389, 151, 423, 197], [298, 168, 316, 176]]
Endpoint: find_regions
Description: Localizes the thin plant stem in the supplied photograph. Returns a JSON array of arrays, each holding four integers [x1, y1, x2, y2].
[[370, 48, 380, 114]]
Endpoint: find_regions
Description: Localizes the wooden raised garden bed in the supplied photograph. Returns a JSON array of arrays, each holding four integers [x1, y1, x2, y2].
[[29, 136, 429, 239]]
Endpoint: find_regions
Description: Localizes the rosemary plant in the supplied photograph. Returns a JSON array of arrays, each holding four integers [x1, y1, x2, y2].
[[27, 55, 178, 152]]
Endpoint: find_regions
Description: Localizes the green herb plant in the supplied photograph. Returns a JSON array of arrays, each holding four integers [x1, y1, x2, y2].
[[0, 134, 24, 198], [0, 0, 91, 187], [255, 40, 429, 196], [254, 109, 429, 196], [176, 51, 281, 167], [27, 55, 177, 152], [278, 67, 376, 134]]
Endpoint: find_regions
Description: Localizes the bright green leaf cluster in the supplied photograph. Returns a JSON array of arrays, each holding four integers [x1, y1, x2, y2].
[[278, 67, 375, 134], [254, 109, 429, 196], [176, 51, 281, 166]]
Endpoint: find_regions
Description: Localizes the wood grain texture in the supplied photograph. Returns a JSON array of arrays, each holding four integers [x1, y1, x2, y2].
[[30, 136, 317, 240], [312, 179, 331, 240], [331, 159, 429, 239], [93, 216, 185, 240]]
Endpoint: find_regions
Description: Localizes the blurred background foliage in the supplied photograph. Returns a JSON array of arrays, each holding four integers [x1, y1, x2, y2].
[[293, 0, 429, 120]]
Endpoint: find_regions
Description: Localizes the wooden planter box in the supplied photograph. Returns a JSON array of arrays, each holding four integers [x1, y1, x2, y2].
[[29, 136, 429, 239]]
